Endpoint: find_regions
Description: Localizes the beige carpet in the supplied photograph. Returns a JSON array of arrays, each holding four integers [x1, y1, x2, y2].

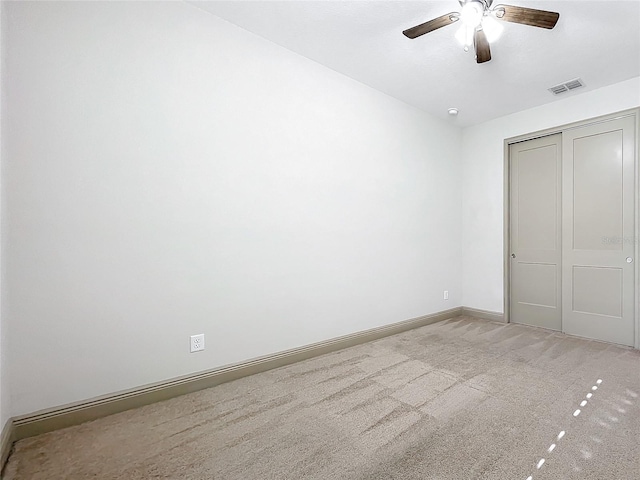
[[4, 316, 640, 479]]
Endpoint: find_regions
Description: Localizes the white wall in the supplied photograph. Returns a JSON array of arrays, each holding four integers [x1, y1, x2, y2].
[[0, 0, 7, 432], [3, 1, 462, 416], [461, 76, 640, 313]]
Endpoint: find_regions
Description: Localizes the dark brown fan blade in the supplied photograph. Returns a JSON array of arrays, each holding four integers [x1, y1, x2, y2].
[[493, 4, 559, 29], [474, 28, 491, 63], [403, 13, 459, 39]]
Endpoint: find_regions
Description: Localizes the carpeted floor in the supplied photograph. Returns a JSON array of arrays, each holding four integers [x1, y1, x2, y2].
[[4, 316, 640, 479]]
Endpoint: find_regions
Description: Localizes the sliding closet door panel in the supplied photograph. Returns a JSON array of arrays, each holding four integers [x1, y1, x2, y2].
[[510, 134, 562, 330], [562, 116, 636, 346]]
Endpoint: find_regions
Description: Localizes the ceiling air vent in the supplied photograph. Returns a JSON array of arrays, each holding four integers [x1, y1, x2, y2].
[[548, 78, 585, 96]]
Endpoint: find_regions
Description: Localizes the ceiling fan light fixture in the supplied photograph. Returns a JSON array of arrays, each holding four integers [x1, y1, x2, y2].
[[460, 1, 483, 28], [402, 2, 559, 64], [455, 24, 475, 49], [482, 14, 504, 43]]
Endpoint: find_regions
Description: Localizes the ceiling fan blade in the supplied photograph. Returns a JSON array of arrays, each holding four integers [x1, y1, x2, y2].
[[403, 13, 459, 39], [493, 4, 559, 29], [474, 28, 491, 63]]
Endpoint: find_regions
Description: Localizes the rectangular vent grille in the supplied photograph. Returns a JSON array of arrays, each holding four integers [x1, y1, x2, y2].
[[548, 78, 585, 96]]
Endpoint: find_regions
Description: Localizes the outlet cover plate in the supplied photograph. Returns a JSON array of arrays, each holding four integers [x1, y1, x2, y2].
[[190, 334, 205, 353]]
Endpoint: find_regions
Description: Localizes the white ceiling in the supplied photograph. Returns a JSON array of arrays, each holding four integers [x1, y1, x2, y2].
[[190, 1, 640, 126]]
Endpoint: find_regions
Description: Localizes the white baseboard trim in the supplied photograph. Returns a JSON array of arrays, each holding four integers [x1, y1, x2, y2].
[[460, 307, 505, 323]]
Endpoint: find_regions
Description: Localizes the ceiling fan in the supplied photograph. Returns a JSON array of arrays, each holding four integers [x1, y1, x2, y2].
[[403, 0, 559, 64]]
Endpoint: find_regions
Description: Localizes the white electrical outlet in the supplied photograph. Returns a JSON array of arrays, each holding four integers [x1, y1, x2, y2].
[[190, 334, 205, 353], [444, 290, 449, 300]]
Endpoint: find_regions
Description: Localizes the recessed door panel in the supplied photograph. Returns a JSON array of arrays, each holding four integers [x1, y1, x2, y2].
[[518, 145, 559, 251], [572, 266, 623, 318], [573, 131, 624, 251], [518, 263, 557, 308]]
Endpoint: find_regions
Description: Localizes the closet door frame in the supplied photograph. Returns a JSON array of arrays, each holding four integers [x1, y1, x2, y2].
[[503, 108, 640, 349]]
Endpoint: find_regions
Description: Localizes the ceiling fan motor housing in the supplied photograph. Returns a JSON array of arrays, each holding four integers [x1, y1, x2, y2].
[[460, 2, 484, 28]]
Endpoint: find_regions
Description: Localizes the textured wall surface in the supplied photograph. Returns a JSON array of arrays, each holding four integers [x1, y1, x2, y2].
[[3, 1, 462, 416]]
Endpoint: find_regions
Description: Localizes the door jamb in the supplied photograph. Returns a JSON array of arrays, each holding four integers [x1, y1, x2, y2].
[[503, 108, 640, 349]]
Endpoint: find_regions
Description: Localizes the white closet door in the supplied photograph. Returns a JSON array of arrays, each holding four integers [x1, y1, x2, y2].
[[510, 134, 562, 331], [562, 116, 636, 346]]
